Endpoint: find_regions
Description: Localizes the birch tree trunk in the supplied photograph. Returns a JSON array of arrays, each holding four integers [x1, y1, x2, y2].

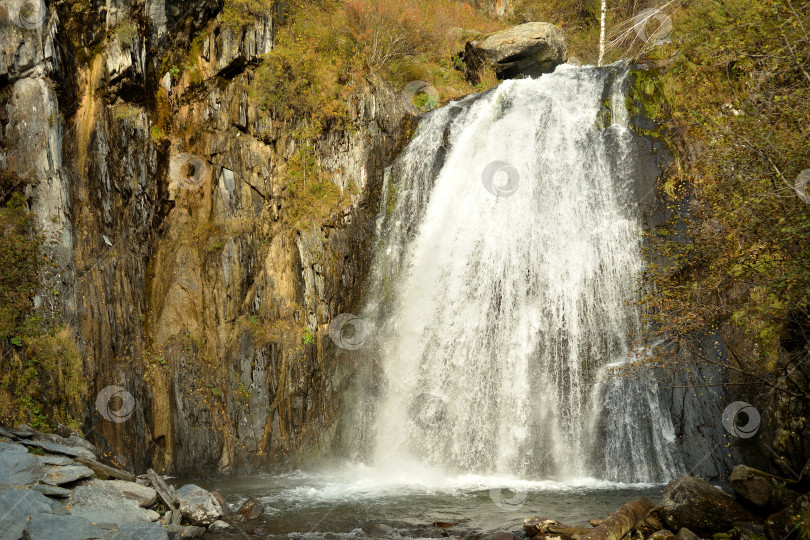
[[598, 0, 607, 66]]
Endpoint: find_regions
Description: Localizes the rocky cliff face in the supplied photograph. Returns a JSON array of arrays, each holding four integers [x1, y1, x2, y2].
[[1, 0, 408, 475]]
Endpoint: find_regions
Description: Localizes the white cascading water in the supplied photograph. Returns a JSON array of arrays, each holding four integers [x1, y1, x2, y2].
[[356, 64, 682, 484]]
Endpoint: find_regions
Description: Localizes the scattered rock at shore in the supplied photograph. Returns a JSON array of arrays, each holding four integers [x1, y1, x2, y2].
[[656, 476, 756, 536], [0, 424, 231, 539], [176, 483, 223, 525], [236, 497, 265, 521]]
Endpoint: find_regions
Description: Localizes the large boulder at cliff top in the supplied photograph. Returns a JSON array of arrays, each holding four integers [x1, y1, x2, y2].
[[176, 484, 223, 526], [730, 465, 800, 510], [463, 22, 567, 83], [656, 476, 756, 536]]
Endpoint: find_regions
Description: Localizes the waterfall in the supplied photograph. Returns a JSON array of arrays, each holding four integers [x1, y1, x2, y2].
[[353, 64, 682, 483]]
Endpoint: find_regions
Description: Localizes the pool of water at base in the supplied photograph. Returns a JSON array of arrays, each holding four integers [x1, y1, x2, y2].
[[186, 464, 664, 539]]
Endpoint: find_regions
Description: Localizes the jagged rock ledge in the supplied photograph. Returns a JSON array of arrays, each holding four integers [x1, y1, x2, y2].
[[0, 425, 268, 539]]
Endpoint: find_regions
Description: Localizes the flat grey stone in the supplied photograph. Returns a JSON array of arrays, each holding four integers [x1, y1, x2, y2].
[[25, 513, 104, 540], [0, 441, 28, 454], [20, 440, 84, 458], [37, 454, 75, 466], [0, 519, 26, 540], [0, 448, 44, 484], [42, 464, 95, 486], [69, 485, 152, 525], [108, 522, 169, 540], [32, 483, 72, 497], [86, 479, 157, 507], [0, 487, 54, 522], [10, 425, 36, 438], [0, 428, 19, 440]]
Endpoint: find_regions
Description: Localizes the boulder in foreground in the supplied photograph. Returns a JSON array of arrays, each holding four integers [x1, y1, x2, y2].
[[656, 476, 756, 536], [176, 484, 223, 526]]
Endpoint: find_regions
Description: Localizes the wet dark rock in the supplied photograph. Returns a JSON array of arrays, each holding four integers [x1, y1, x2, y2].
[[730, 465, 801, 510], [656, 476, 756, 537], [42, 463, 95, 485], [731, 522, 765, 540], [674, 528, 699, 540], [175, 484, 222, 526], [25, 513, 104, 540], [0, 447, 44, 485], [236, 497, 264, 520], [764, 494, 810, 540], [647, 530, 675, 540]]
